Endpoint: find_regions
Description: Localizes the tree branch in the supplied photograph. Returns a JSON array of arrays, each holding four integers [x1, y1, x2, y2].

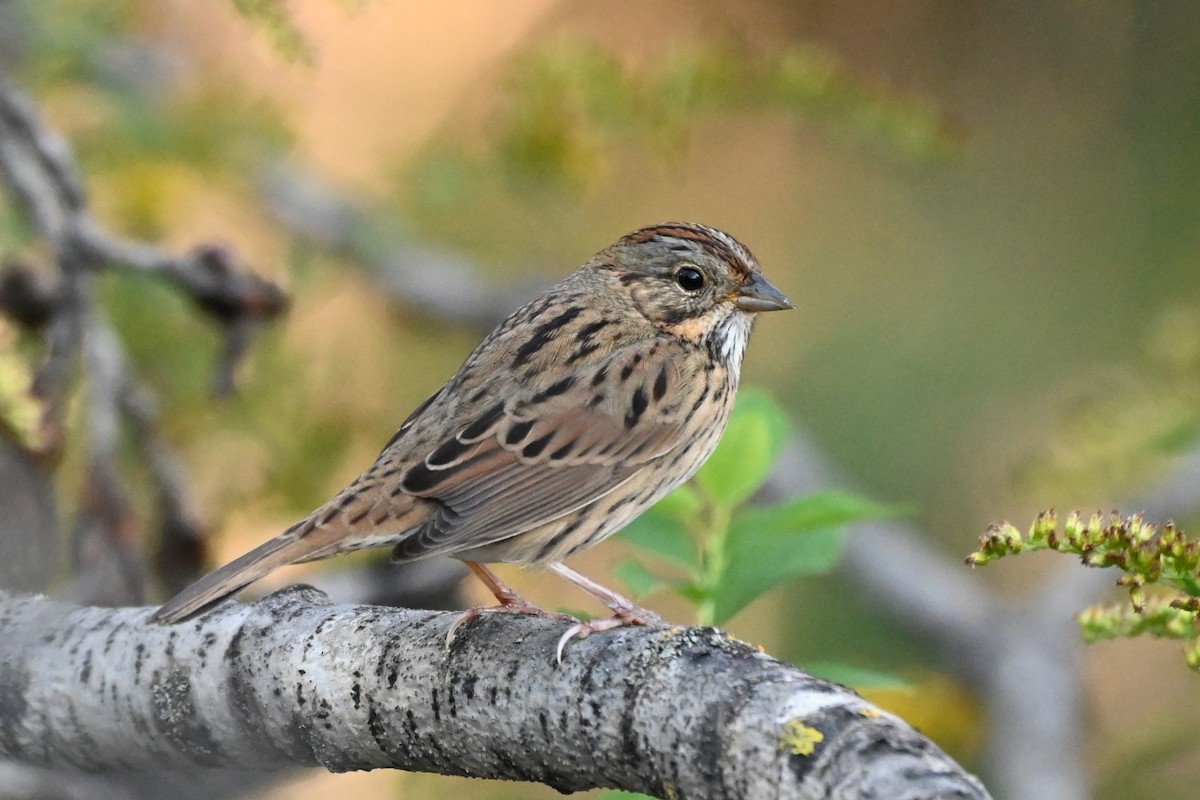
[[0, 589, 989, 800]]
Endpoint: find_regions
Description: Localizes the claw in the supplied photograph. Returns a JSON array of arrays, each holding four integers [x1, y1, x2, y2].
[[447, 561, 577, 649], [554, 608, 666, 664], [453, 560, 669, 661], [445, 601, 576, 650], [444, 607, 481, 649]]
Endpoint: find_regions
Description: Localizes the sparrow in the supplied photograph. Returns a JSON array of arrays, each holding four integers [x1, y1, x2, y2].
[[152, 222, 792, 658]]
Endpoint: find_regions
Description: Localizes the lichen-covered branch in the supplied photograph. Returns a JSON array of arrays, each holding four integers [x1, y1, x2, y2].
[[0, 589, 989, 800]]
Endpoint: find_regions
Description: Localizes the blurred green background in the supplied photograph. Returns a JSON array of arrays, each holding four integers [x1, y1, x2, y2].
[[2, 1, 1199, 798]]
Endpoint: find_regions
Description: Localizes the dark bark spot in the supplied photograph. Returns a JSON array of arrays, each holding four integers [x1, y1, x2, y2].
[[150, 667, 227, 764], [0, 660, 28, 755], [367, 706, 389, 751], [134, 643, 146, 681]]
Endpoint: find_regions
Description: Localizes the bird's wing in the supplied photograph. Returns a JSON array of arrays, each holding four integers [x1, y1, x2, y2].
[[389, 341, 698, 560]]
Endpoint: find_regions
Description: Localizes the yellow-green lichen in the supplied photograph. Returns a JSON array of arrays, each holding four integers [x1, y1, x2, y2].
[[780, 719, 825, 756]]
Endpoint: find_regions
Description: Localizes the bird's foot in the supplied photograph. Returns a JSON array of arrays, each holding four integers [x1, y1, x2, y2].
[[445, 597, 576, 649], [555, 606, 666, 664]]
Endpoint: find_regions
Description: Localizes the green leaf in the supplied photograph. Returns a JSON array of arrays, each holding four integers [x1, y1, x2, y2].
[[738, 490, 900, 534], [615, 559, 667, 599], [803, 662, 911, 689], [617, 506, 701, 573], [653, 482, 703, 520], [696, 387, 790, 508], [711, 491, 895, 624], [714, 527, 843, 624]]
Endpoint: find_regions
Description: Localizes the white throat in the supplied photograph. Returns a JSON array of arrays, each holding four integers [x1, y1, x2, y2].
[[716, 313, 752, 382]]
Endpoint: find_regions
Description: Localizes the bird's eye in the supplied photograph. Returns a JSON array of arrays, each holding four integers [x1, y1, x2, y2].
[[675, 267, 705, 292]]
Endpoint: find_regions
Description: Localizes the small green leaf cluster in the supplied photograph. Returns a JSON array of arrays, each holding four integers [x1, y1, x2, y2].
[[968, 510, 1200, 670], [617, 388, 893, 627]]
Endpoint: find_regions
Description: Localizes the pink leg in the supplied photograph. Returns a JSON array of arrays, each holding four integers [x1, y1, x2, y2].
[[547, 562, 667, 663], [467, 562, 542, 609], [445, 562, 574, 647]]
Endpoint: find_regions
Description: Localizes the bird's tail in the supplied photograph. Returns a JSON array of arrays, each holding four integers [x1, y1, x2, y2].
[[150, 534, 309, 624]]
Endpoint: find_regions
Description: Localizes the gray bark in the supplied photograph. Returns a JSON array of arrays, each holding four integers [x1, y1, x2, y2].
[[0, 588, 990, 799]]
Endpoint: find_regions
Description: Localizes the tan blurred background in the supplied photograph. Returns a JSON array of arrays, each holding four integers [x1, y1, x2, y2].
[[4, 1, 1200, 798]]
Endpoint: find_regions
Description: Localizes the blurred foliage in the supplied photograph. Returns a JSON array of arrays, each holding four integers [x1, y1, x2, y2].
[[803, 661, 911, 688], [969, 510, 1200, 671], [2, 0, 320, 529], [1095, 721, 1200, 800], [1020, 305, 1200, 502], [229, 0, 315, 65], [8, 1, 292, 241], [5, 0, 132, 89], [0, 322, 46, 451], [405, 39, 958, 219], [617, 388, 895, 626], [856, 671, 985, 760], [228, 0, 373, 65]]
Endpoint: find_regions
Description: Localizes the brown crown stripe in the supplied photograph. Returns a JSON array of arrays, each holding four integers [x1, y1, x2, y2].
[[623, 223, 759, 279]]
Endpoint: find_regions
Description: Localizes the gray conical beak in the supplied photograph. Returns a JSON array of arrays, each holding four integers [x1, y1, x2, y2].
[[734, 274, 794, 312]]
